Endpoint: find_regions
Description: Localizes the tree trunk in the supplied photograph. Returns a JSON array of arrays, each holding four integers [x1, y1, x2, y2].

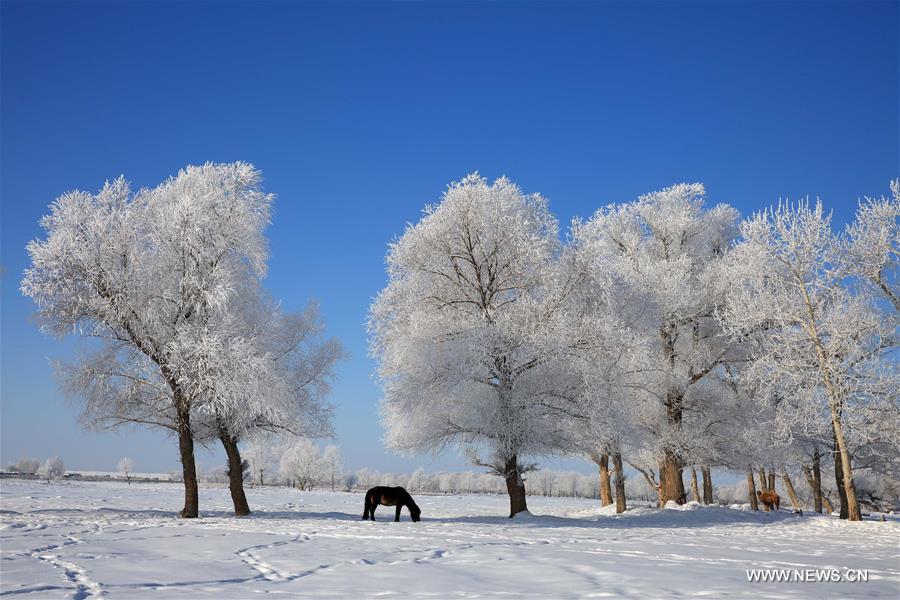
[[659, 450, 686, 505], [781, 469, 802, 512], [659, 327, 686, 506], [768, 472, 775, 492], [690, 467, 701, 503], [747, 468, 759, 511], [217, 419, 251, 516], [802, 454, 824, 513], [757, 468, 768, 509], [176, 403, 199, 518], [832, 422, 860, 520], [801, 284, 862, 522], [612, 453, 627, 514], [657, 460, 665, 506], [504, 455, 528, 518], [812, 453, 823, 513], [594, 453, 613, 507], [701, 466, 713, 505], [833, 441, 849, 519]]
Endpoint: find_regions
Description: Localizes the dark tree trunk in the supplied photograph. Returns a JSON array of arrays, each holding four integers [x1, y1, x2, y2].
[[757, 468, 770, 510], [689, 467, 701, 503], [504, 455, 528, 518], [660, 450, 686, 505], [612, 452, 627, 514], [802, 455, 824, 513], [833, 442, 849, 519], [768, 472, 776, 493], [659, 327, 686, 505], [832, 426, 861, 521], [176, 402, 199, 518], [217, 419, 251, 516], [747, 468, 759, 511], [701, 466, 713, 505], [594, 453, 613, 507]]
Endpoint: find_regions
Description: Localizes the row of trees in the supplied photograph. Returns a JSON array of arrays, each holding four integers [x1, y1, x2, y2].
[[5, 457, 66, 481], [370, 174, 898, 519], [228, 445, 899, 514], [22, 163, 343, 517], [362, 466, 603, 499], [242, 444, 603, 500], [8, 456, 146, 484]]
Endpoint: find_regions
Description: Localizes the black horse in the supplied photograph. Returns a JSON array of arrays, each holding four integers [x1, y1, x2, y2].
[[362, 486, 421, 522]]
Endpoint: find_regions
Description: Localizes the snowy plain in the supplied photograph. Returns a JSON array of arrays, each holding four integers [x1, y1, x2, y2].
[[1, 479, 897, 599]]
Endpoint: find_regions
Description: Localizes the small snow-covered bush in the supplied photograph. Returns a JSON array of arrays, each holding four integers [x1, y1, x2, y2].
[[40, 457, 65, 481], [12, 458, 41, 474]]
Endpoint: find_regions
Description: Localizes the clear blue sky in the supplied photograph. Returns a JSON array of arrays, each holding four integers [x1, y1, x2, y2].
[[1, 1, 897, 476]]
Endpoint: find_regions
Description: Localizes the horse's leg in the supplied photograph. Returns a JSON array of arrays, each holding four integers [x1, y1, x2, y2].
[[395, 504, 402, 522], [362, 498, 370, 520]]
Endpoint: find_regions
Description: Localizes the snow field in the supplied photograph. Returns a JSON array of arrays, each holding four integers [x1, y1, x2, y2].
[[1, 479, 897, 598]]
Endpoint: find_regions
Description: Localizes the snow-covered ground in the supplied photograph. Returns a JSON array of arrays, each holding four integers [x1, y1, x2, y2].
[[1, 479, 897, 598]]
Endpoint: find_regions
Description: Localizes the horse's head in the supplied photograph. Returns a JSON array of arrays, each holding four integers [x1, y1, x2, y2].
[[409, 502, 421, 522]]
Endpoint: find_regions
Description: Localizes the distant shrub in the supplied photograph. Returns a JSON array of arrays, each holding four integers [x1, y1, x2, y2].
[[14, 458, 41, 474], [41, 457, 65, 481]]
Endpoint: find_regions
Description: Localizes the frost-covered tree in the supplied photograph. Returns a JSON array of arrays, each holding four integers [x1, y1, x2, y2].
[[355, 468, 378, 490], [177, 290, 341, 513], [58, 280, 339, 515], [279, 439, 325, 490], [719, 199, 897, 521], [843, 180, 899, 311], [117, 457, 135, 483], [572, 184, 739, 505], [342, 472, 358, 492], [370, 174, 580, 517], [22, 163, 272, 517], [563, 226, 660, 512], [41, 457, 65, 482], [12, 458, 40, 474], [406, 467, 426, 492], [322, 445, 342, 492], [529, 469, 556, 497], [243, 437, 274, 486]]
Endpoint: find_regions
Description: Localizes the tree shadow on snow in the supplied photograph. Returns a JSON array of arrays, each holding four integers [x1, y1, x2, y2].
[[12, 505, 812, 529], [419, 508, 807, 530], [245, 509, 363, 522]]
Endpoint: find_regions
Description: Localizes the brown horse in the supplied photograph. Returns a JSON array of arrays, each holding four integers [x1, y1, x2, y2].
[[757, 490, 781, 512], [362, 486, 421, 522]]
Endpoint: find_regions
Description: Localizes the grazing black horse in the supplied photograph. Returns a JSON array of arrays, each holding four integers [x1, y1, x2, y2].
[[362, 486, 421, 522]]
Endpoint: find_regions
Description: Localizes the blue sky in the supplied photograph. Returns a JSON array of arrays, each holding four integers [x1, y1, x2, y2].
[[1, 1, 897, 476]]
